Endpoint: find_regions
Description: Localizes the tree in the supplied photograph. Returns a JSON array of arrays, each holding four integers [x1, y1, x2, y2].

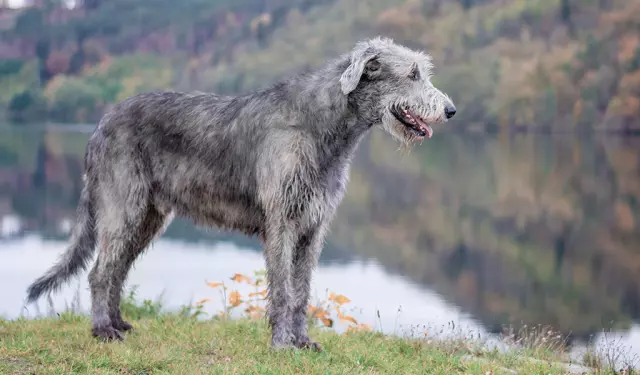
[[560, 0, 571, 24], [46, 76, 103, 122], [45, 51, 71, 76], [8, 90, 47, 123]]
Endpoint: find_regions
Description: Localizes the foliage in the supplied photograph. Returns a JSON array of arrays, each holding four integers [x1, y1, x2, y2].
[[195, 269, 373, 333], [0, 60, 41, 113], [0, 59, 24, 77], [80, 54, 178, 103], [0, 0, 637, 129], [7, 89, 47, 123], [44, 75, 104, 122], [120, 286, 164, 320]]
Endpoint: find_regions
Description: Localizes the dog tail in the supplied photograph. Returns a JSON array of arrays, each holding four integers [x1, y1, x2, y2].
[[26, 181, 97, 303]]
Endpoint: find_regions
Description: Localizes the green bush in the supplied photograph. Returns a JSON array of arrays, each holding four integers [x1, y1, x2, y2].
[[46, 75, 104, 123], [0, 59, 25, 78], [7, 89, 47, 123]]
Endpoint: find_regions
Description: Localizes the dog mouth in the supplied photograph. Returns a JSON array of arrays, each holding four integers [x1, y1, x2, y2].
[[390, 104, 433, 139]]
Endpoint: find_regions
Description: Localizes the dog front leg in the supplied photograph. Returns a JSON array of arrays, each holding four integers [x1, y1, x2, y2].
[[263, 218, 296, 349], [290, 222, 327, 351]]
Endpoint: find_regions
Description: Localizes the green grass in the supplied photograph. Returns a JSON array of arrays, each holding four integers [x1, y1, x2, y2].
[[0, 313, 581, 375], [0, 274, 618, 374]]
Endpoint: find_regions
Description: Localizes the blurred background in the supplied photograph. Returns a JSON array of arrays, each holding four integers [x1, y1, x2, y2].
[[0, 0, 639, 360]]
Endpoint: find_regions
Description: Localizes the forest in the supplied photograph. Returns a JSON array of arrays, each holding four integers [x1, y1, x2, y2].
[[0, 0, 638, 131]]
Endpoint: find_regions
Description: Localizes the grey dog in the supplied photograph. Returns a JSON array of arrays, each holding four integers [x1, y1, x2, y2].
[[26, 36, 456, 351]]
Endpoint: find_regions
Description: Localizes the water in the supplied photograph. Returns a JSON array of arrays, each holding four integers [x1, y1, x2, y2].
[[1, 125, 639, 363], [1, 236, 485, 337]]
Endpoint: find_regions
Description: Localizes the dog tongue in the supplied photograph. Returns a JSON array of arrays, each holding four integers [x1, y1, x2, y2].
[[413, 115, 433, 138]]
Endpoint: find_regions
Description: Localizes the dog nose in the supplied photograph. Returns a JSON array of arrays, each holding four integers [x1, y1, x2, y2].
[[445, 105, 456, 119]]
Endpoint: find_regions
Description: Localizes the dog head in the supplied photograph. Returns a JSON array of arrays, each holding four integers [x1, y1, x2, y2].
[[339, 37, 456, 145]]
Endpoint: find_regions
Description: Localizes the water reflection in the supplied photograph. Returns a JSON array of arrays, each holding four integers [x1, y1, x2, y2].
[[1, 126, 639, 360]]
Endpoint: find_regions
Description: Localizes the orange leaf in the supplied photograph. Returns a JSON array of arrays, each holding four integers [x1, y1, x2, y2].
[[321, 318, 333, 327], [230, 273, 253, 284], [330, 293, 351, 305], [195, 298, 211, 305], [339, 313, 358, 325], [245, 304, 266, 320], [309, 306, 330, 320], [307, 305, 319, 316], [249, 289, 268, 298], [229, 291, 243, 307], [244, 305, 265, 313], [206, 282, 223, 288]]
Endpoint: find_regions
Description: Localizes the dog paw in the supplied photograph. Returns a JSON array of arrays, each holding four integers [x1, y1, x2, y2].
[[112, 320, 134, 332], [295, 336, 324, 352], [270, 326, 296, 350], [92, 326, 124, 342]]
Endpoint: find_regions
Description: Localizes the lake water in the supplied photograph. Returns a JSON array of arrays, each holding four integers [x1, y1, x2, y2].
[[1, 125, 639, 363]]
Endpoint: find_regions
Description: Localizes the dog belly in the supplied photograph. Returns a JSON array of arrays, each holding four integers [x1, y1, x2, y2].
[[164, 191, 265, 237]]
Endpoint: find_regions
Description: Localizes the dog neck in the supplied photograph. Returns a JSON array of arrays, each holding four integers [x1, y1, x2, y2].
[[297, 57, 373, 161], [286, 57, 372, 135]]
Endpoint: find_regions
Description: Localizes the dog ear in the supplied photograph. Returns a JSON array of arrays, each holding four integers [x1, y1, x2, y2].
[[339, 47, 378, 95]]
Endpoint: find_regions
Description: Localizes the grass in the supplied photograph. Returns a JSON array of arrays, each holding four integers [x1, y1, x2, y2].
[[0, 270, 633, 374], [0, 314, 579, 375]]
